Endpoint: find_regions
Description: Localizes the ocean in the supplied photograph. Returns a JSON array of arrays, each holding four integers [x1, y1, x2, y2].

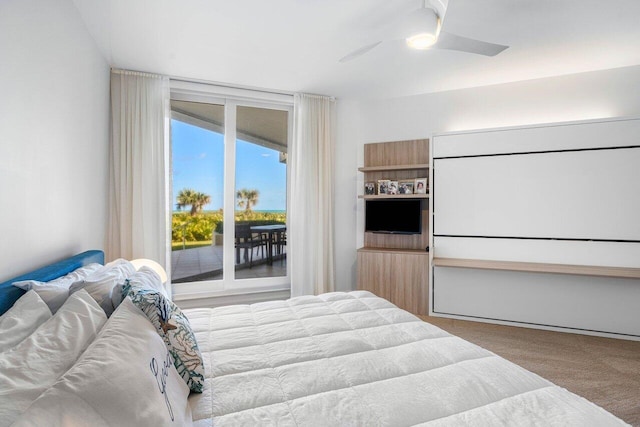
[[173, 209, 286, 214]]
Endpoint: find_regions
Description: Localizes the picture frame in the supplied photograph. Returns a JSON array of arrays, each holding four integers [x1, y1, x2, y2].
[[388, 181, 399, 195], [377, 179, 390, 195], [399, 180, 414, 194], [414, 177, 427, 194], [364, 182, 376, 195]]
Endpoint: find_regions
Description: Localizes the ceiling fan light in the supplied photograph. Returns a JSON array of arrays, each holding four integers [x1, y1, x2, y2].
[[402, 5, 441, 50], [406, 33, 437, 49]]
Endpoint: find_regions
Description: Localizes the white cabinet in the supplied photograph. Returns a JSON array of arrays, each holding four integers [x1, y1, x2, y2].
[[430, 117, 640, 339]]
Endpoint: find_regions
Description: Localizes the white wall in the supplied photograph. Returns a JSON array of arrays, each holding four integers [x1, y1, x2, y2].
[[334, 64, 640, 291], [0, 0, 110, 281], [333, 100, 362, 292]]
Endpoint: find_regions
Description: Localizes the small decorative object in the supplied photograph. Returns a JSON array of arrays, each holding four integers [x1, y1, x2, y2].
[[399, 180, 414, 194], [377, 179, 390, 195], [415, 178, 427, 194], [364, 182, 376, 195], [388, 181, 399, 195]]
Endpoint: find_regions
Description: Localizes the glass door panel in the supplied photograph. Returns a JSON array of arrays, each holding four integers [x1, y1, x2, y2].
[[234, 105, 288, 279], [170, 100, 225, 283]]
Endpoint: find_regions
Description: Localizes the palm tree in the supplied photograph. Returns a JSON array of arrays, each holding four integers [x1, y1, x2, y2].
[[176, 188, 211, 216], [192, 192, 211, 215], [236, 188, 260, 212]]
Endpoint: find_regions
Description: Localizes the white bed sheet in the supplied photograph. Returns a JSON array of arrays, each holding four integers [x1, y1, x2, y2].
[[185, 291, 627, 426]]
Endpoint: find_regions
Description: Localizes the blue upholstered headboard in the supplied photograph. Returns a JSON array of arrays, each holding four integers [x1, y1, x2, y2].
[[0, 250, 104, 315]]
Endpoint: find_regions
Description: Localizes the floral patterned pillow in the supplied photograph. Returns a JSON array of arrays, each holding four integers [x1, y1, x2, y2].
[[123, 284, 204, 393]]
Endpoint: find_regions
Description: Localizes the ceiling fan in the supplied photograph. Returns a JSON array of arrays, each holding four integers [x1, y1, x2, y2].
[[339, 0, 508, 63]]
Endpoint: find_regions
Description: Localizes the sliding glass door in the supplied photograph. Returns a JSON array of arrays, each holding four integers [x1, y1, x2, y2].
[[170, 100, 225, 283], [170, 95, 290, 293], [234, 106, 288, 280]]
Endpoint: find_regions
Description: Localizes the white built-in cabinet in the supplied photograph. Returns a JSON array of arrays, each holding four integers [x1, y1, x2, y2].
[[430, 117, 640, 340]]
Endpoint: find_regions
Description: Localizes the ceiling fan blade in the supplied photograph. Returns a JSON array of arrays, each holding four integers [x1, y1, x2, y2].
[[339, 41, 383, 63], [435, 30, 508, 56]]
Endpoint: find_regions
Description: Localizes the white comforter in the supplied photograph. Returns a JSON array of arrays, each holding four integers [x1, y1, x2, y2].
[[185, 291, 627, 426]]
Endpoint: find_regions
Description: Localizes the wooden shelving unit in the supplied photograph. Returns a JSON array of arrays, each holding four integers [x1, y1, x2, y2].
[[359, 247, 428, 255], [357, 139, 430, 315], [359, 139, 429, 250], [358, 193, 429, 200], [358, 163, 430, 172]]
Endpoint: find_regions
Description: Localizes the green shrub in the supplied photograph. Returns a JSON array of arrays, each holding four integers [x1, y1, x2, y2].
[[172, 211, 222, 242]]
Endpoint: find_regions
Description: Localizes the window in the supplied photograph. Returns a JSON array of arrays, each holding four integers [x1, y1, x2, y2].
[[169, 83, 292, 297]]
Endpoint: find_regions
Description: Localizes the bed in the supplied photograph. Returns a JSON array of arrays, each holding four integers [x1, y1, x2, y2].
[[0, 250, 629, 426]]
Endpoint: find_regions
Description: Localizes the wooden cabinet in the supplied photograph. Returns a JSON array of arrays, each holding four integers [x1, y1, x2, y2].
[[357, 248, 429, 315], [356, 139, 430, 315]]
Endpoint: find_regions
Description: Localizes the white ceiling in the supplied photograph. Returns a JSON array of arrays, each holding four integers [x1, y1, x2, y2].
[[72, 0, 640, 100]]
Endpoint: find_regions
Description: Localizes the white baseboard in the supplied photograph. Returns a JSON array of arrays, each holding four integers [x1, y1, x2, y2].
[[428, 311, 640, 342], [174, 289, 291, 310]]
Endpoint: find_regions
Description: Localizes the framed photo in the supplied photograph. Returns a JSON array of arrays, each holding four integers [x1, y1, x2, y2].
[[399, 180, 414, 194], [388, 181, 399, 195], [377, 179, 390, 195], [364, 182, 376, 195], [414, 178, 427, 194]]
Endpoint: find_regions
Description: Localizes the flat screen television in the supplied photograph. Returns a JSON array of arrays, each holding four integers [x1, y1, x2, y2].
[[365, 199, 422, 234]]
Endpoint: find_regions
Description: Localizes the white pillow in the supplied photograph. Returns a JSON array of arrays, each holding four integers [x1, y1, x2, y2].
[[13, 298, 193, 427], [0, 289, 107, 427], [68, 259, 136, 316], [111, 266, 169, 310], [12, 263, 102, 314], [0, 290, 51, 352]]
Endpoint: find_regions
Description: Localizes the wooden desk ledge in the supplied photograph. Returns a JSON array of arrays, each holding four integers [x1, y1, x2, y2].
[[431, 257, 640, 279]]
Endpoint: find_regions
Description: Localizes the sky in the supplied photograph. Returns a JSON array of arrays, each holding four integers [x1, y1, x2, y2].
[[172, 119, 287, 212]]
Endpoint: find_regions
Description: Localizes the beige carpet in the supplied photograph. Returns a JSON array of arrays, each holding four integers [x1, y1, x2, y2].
[[420, 315, 640, 426]]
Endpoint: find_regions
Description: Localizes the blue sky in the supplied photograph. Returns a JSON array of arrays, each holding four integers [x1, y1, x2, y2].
[[172, 119, 286, 211]]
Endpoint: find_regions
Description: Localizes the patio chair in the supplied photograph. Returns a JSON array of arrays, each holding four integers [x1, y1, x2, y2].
[[273, 229, 286, 264], [235, 223, 268, 268]]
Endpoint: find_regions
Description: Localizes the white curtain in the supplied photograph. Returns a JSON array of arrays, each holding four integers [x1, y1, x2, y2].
[[290, 93, 336, 296], [107, 70, 170, 272]]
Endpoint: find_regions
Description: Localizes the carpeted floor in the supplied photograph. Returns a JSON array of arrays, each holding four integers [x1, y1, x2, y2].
[[420, 315, 640, 426]]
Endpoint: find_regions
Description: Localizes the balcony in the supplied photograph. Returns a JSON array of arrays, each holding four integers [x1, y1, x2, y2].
[[171, 234, 286, 283]]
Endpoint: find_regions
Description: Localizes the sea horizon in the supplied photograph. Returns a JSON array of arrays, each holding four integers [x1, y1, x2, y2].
[[172, 209, 286, 214]]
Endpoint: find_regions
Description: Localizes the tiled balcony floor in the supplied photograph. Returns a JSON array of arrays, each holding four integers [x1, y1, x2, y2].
[[171, 245, 286, 283]]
